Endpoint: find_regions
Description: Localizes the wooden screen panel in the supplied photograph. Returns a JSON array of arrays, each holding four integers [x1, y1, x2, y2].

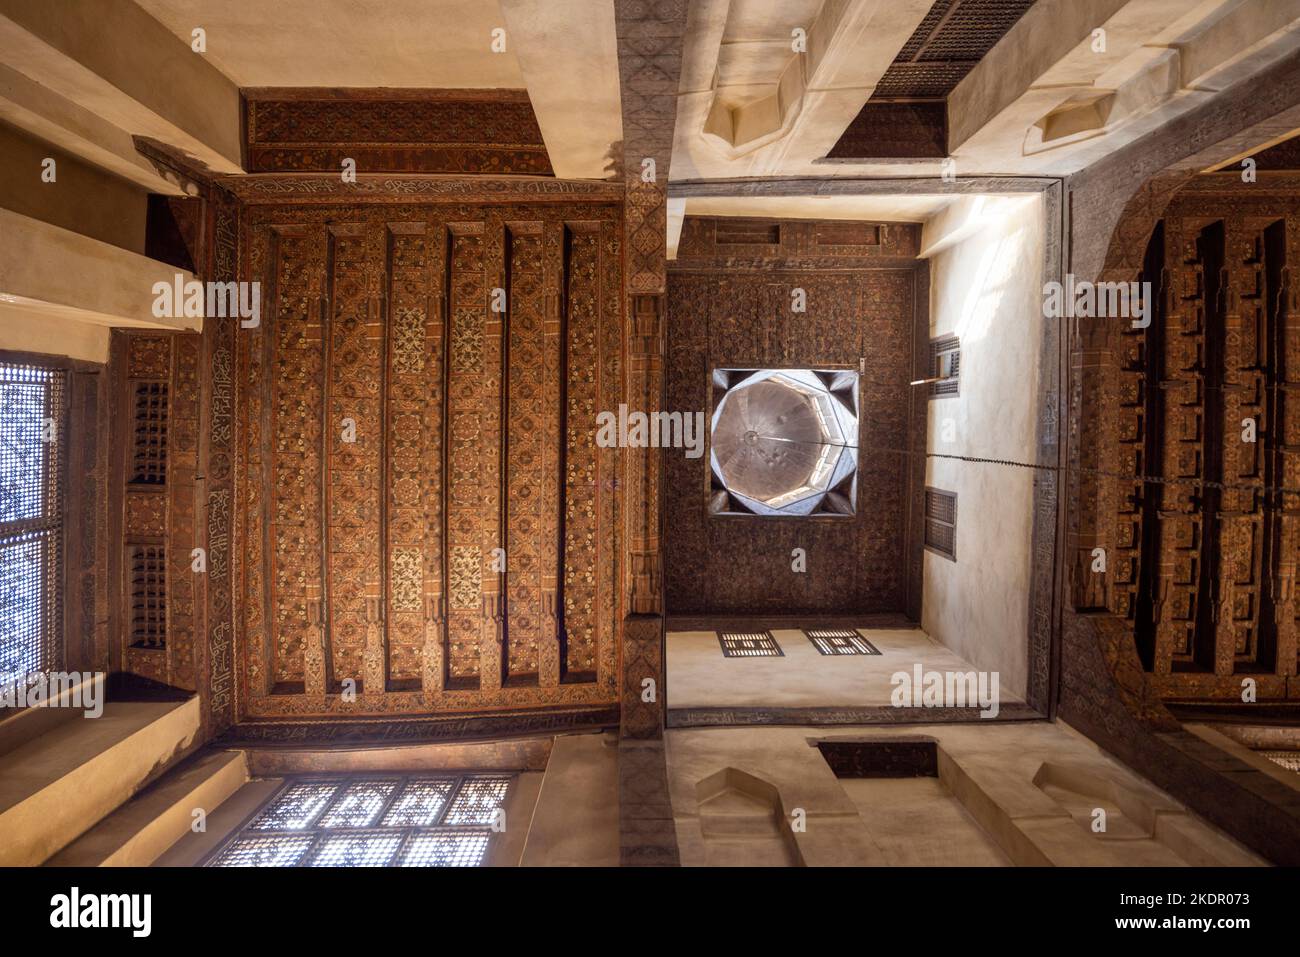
[[114, 330, 201, 690], [235, 201, 621, 720]]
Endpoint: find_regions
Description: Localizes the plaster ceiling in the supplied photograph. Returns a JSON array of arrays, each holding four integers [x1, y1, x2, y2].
[[714, 0, 824, 107], [673, 0, 1300, 181], [132, 0, 525, 88]]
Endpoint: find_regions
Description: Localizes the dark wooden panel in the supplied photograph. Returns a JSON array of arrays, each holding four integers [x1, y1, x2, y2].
[[243, 89, 552, 175], [111, 331, 202, 690], [665, 217, 926, 617]]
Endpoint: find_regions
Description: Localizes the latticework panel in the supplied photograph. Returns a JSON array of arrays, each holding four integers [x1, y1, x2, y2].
[[929, 336, 961, 398], [877, 0, 1036, 99], [208, 774, 512, 867], [129, 381, 168, 485], [0, 362, 66, 682], [127, 545, 167, 649], [924, 488, 957, 560]]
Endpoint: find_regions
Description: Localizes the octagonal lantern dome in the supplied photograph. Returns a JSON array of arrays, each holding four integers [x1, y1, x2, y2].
[[709, 368, 859, 517]]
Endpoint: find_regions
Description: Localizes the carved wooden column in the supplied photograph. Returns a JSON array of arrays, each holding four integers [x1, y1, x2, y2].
[[613, 0, 685, 868], [622, 290, 665, 740]]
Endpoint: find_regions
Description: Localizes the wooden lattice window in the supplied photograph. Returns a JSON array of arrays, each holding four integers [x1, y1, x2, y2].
[[128, 544, 166, 649], [206, 775, 514, 867], [0, 361, 67, 682], [924, 487, 958, 561], [129, 380, 168, 484], [929, 335, 960, 398]]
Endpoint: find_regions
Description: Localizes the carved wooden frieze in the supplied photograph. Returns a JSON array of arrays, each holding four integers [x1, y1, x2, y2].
[[674, 215, 922, 267], [244, 89, 553, 176], [216, 175, 621, 205]]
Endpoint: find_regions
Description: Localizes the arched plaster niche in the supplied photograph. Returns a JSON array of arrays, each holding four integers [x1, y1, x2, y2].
[[693, 767, 800, 866]]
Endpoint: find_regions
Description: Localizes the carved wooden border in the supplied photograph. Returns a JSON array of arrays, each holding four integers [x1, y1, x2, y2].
[[215, 175, 622, 205], [218, 704, 619, 746]]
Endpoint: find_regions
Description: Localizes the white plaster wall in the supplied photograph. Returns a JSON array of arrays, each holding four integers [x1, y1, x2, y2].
[[922, 195, 1044, 699]]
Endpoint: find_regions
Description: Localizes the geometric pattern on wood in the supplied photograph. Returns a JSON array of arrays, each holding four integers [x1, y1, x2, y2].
[[666, 217, 924, 616], [235, 200, 622, 720], [114, 331, 201, 689], [1074, 175, 1300, 700], [244, 90, 553, 176]]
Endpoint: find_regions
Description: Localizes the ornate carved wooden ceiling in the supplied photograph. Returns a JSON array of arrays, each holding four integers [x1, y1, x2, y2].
[[242, 89, 553, 175], [826, 0, 1037, 159], [665, 216, 927, 618], [872, 0, 1037, 101], [125, 177, 630, 743], [1074, 173, 1300, 703]]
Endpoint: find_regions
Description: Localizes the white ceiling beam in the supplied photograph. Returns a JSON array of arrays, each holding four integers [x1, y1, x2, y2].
[[499, 0, 623, 180], [0, 209, 201, 341], [0, 0, 242, 178]]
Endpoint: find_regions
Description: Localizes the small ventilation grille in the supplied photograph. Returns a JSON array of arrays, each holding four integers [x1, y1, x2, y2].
[[130, 381, 169, 484], [128, 544, 166, 648], [925, 488, 958, 561], [929, 335, 960, 398], [804, 628, 881, 656], [717, 630, 783, 658]]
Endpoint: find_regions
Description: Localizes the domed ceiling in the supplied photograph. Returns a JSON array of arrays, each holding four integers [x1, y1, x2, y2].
[[709, 368, 859, 516]]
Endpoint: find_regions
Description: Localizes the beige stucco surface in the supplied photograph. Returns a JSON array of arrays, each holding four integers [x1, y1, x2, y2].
[[0, 697, 201, 866], [133, 0, 526, 88], [921, 195, 1044, 699], [665, 720, 1264, 866], [667, 626, 1024, 710]]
